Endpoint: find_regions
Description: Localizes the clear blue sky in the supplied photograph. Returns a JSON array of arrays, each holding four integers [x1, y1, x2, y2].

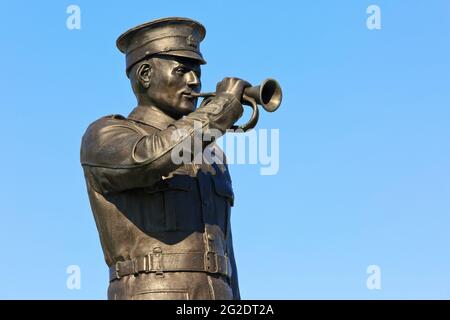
[[0, 1, 449, 299]]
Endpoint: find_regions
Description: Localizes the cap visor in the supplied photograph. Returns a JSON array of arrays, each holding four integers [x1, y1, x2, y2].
[[159, 50, 206, 64]]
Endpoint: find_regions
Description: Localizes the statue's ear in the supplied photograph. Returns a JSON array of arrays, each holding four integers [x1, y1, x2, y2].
[[136, 62, 152, 89]]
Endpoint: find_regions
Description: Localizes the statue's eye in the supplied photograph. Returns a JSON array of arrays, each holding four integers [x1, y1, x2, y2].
[[175, 67, 188, 75]]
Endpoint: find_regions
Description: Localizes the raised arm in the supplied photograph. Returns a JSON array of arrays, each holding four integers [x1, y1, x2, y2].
[[81, 92, 242, 194]]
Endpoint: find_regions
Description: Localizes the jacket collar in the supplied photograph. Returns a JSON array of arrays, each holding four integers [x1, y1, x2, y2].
[[128, 105, 176, 130]]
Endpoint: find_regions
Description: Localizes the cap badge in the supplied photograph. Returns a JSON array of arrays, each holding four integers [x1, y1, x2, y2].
[[187, 35, 198, 48]]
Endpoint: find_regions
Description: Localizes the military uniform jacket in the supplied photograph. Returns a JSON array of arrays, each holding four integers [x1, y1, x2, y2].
[[80, 93, 243, 300]]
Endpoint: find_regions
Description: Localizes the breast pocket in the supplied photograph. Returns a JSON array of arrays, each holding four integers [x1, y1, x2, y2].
[[162, 175, 203, 232], [211, 173, 234, 237], [212, 174, 234, 207]]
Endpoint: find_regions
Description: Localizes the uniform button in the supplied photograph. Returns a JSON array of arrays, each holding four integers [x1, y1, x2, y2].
[[207, 234, 214, 241]]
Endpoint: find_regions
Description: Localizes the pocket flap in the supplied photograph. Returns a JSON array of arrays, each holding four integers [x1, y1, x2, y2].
[[166, 175, 192, 191]]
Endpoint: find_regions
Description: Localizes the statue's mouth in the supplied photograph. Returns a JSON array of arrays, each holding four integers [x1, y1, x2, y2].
[[182, 91, 197, 101]]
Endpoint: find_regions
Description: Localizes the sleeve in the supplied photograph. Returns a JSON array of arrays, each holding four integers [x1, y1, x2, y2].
[[80, 93, 243, 194]]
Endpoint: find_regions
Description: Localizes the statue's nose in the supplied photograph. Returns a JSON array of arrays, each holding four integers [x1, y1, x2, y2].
[[186, 71, 200, 88]]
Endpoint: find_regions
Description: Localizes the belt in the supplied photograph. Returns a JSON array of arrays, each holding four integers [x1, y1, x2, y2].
[[109, 250, 231, 282]]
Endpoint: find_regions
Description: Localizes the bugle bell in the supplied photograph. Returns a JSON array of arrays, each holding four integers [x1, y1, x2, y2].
[[190, 78, 282, 132]]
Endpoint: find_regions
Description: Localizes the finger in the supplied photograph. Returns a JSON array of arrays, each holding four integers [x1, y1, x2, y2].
[[240, 80, 252, 88]]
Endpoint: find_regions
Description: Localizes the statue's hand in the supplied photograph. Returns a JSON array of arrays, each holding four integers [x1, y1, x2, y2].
[[216, 77, 251, 102]]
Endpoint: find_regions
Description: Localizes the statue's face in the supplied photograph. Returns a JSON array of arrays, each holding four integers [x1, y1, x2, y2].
[[146, 56, 201, 118]]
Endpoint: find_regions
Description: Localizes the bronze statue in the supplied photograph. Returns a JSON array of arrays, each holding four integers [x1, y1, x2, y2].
[[80, 17, 281, 300]]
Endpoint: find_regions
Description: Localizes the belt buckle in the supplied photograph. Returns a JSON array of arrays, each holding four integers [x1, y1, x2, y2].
[[205, 251, 219, 274], [152, 247, 164, 278]]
